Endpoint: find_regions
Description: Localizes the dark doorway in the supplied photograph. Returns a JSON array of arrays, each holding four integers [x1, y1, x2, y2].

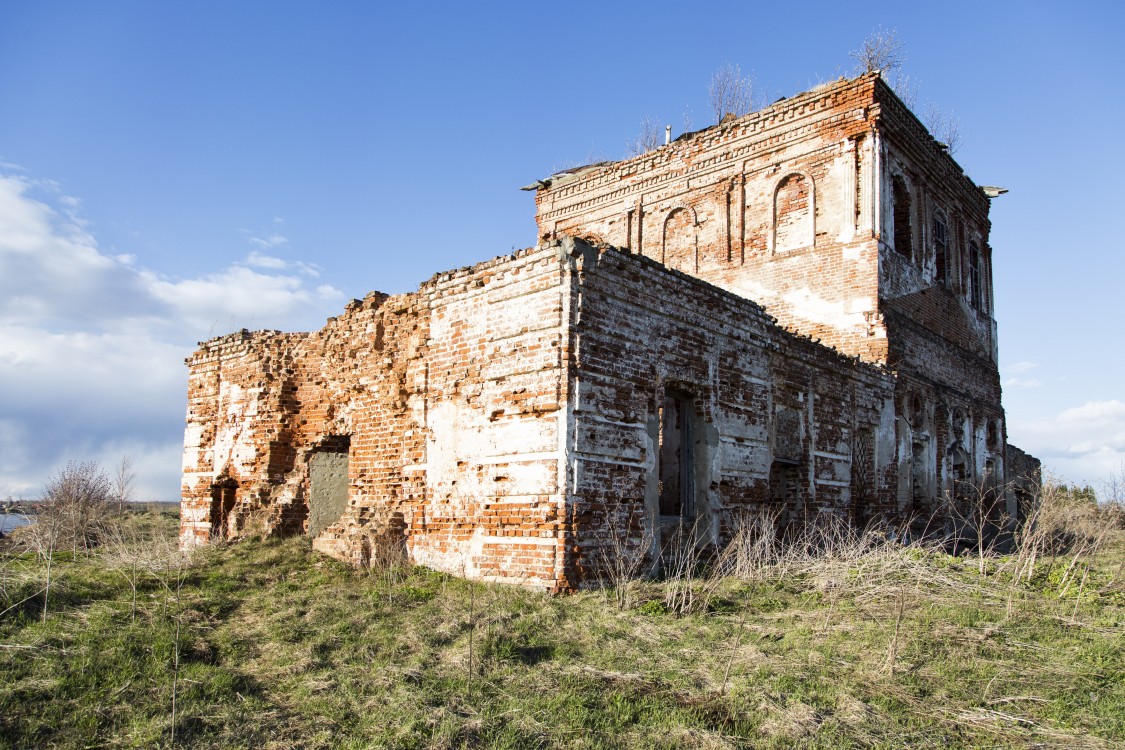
[[850, 428, 874, 526], [659, 392, 695, 521], [769, 460, 802, 527], [209, 480, 238, 540]]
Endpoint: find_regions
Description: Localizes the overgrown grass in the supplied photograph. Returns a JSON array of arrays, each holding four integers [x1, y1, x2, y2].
[[0, 504, 1122, 749]]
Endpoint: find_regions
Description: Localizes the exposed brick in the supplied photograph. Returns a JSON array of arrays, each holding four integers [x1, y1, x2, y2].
[[181, 73, 1037, 590]]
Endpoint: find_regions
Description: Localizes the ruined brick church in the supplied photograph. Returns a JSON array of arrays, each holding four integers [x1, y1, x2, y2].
[[180, 73, 1037, 590]]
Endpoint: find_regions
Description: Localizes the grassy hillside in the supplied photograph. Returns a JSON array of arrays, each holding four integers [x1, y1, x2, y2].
[[0, 505, 1122, 749]]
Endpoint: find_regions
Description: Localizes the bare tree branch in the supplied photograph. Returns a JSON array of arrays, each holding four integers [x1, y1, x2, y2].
[[708, 63, 755, 124], [850, 27, 906, 75], [889, 72, 918, 110], [923, 102, 963, 154], [625, 115, 663, 157]]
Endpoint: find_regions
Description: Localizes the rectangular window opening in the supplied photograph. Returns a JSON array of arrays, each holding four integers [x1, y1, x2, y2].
[[933, 215, 948, 285], [968, 241, 982, 310]]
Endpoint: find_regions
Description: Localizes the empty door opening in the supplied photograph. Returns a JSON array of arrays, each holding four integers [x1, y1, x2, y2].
[[659, 391, 695, 521], [209, 480, 237, 540]]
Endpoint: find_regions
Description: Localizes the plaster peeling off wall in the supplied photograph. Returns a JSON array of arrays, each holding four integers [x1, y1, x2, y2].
[[212, 381, 260, 476], [778, 287, 875, 338], [409, 251, 569, 587], [284, 247, 573, 589]]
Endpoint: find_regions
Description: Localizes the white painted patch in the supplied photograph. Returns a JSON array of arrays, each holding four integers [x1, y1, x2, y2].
[[780, 287, 869, 331]]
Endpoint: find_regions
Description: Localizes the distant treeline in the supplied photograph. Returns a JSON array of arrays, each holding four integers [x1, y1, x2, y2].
[[2, 499, 179, 515]]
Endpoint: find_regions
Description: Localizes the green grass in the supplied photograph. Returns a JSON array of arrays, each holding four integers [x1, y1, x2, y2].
[[0, 510, 1122, 749]]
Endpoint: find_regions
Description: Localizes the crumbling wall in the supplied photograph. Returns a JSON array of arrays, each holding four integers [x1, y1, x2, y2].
[[404, 248, 570, 588], [182, 71, 1032, 586], [181, 247, 574, 589], [561, 239, 897, 584], [181, 329, 309, 547]]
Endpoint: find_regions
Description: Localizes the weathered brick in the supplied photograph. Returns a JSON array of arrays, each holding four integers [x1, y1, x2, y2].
[[181, 73, 1036, 591]]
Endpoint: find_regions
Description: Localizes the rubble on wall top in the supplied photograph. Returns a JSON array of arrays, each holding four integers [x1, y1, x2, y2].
[[197, 328, 283, 347], [520, 162, 612, 192]]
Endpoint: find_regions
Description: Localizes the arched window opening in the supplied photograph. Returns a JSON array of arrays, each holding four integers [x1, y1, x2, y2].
[[662, 208, 695, 273], [774, 173, 812, 253], [908, 392, 926, 430], [986, 420, 1000, 452], [933, 211, 949, 285], [981, 245, 993, 313]]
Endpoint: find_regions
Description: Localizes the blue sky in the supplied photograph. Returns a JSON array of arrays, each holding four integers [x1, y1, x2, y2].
[[1, 1, 1122, 500]]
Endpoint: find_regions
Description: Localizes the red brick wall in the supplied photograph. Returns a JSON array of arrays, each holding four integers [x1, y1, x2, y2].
[[182, 247, 574, 589], [561, 239, 897, 585]]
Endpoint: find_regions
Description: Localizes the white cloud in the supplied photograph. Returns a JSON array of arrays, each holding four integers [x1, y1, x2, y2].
[[1003, 377, 1042, 389], [241, 224, 289, 250], [243, 250, 321, 278], [1008, 399, 1125, 488], [0, 170, 345, 500], [245, 250, 289, 269], [1004, 360, 1038, 375], [248, 233, 288, 249]]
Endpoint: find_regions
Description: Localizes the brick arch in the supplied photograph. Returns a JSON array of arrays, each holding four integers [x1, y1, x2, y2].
[[771, 172, 815, 254], [575, 230, 608, 248], [662, 205, 698, 273]]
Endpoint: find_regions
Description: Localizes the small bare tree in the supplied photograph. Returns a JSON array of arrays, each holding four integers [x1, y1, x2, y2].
[[22, 500, 66, 623], [850, 27, 906, 75], [923, 103, 963, 154], [850, 28, 919, 111], [112, 455, 136, 513], [625, 115, 663, 157], [21, 462, 113, 620], [596, 505, 653, 610], [48, 461, 112, 557], [708, 62, 755, 124]]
